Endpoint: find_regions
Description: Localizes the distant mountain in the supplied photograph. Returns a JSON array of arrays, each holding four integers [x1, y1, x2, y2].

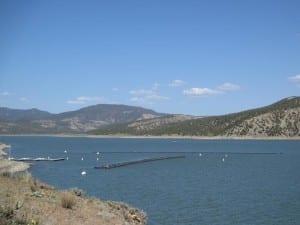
[[91, 97, 300, 137], [1, 97, 299, 137], [0, 108, 52, 121], [0, 104, 166, 134], [56, 104, 163, 123]]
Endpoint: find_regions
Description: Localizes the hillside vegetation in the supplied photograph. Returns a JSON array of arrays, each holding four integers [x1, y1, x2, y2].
[[91, 97, 300, 137]]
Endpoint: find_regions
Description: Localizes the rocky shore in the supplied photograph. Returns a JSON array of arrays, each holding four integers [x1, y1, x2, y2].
[[0, 143, 31, 174], [0, 142, 147, 225], [0, 143, 10, 156]]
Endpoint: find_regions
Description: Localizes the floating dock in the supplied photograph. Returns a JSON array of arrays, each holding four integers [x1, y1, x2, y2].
[[95, 155, 186, 169], [10, 157, 65, 162]]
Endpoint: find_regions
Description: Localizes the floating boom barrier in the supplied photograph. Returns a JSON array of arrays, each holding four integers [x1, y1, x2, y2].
[[94, 155, 186, 169]]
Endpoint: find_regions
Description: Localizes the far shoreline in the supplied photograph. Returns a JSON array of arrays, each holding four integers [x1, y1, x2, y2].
[[1, 133, 300, 141]]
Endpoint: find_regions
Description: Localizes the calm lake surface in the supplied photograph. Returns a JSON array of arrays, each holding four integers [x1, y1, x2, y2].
[[1, 136, 300, 225]]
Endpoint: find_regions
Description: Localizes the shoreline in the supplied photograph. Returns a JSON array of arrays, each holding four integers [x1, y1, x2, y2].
[[0, 143, 31, 174], [0, 143, 10, 156], [1, 133, 300, 140]]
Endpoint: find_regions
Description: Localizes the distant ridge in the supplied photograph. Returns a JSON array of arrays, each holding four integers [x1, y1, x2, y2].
[[0, 104, 165, 134], [91, 97, 300, 138], [1, 97, 299, 137], [0, 107, 52, 121]]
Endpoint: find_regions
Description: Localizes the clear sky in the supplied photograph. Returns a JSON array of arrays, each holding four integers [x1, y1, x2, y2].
[[0, 0, 300, 115]]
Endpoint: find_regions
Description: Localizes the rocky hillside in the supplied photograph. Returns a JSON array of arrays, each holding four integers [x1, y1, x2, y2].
[[90, 114, 199, 135], [91, 97, 300, 137], [0, 105, 165, 134], [225, 105, 299, 137]]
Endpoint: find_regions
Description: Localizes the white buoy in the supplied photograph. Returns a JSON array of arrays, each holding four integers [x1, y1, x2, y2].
[[222, 158, 225, 162], [66, 157, 69, 160], [97, 157, 99, 161], [96, 152, 100, 155], [64, 150, 67, 153], [199, 153, 202, 157], [81, 157, 84, 161], [81, 171, 86, 176]]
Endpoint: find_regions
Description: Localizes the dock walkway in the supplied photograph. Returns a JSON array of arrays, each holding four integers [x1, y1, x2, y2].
[[10, 157, 65, 162]]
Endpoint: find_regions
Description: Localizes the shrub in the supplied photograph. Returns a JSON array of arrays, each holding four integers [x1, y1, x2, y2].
[[1, 171, 12, 177], [61, 192, 76, 209], [0, 206, 14, 220], [0, 206, 31, 225], [30, 181, 38, 192]]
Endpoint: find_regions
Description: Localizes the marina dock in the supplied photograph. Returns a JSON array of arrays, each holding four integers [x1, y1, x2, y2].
[[95, 155, 186, 169], [10, 157, 65, 162]]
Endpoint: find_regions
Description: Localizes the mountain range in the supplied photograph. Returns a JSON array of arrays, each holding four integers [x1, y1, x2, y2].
[[91, 96, 300, 137], [0, 105, 165, 134], [0, 96, 299, 137]]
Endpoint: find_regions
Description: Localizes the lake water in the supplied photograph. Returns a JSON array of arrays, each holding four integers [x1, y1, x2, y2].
[[1, 136, 300, 225]]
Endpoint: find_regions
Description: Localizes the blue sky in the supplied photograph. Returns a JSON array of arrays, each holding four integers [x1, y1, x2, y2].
[[0, 0, 300, 115]]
